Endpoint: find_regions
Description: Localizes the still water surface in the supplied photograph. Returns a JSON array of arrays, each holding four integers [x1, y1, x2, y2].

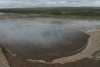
[[0, 18, 100, 61]]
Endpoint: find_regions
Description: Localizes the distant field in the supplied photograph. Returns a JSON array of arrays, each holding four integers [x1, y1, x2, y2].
[[0, 7, 100, 19]]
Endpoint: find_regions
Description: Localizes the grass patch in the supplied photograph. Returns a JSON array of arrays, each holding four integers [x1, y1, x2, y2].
[[26, 14, 100, 19], [0, 8, 100, 19]]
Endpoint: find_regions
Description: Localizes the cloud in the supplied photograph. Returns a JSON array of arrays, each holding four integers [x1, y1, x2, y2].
[[0, 0, 100, 8]]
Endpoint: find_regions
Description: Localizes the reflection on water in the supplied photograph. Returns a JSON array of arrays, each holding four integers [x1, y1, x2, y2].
[[0, 18, 91, 61], [0, 12, 4, 15]]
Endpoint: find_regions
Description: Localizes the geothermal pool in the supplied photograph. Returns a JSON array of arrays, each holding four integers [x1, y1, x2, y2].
[[0, 18, 100, 61]]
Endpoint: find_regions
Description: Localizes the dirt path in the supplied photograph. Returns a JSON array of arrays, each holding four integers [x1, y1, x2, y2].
[[0, 47, 10, 67]]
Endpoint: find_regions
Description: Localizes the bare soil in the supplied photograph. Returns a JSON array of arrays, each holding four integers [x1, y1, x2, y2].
[[4, 50, 100, 67], [3, 29, 100, 67], [0, 14, 100, 67]]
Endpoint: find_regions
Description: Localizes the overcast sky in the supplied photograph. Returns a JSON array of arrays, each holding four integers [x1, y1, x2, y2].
[[0, 0, 100, 8]]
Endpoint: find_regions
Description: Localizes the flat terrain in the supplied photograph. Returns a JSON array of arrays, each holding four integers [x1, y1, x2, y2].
[[0, 7, 100, 19], [3, 29, 100, 67], [0, 18, 90, 62], [0, 13, 100, 67]]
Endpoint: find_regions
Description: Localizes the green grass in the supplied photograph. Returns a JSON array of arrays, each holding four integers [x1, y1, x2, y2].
[[26, 14, 100, 19], [0, 8, 100, 19]]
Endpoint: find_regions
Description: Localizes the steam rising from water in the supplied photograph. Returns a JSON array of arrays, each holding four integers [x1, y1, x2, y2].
[[0, 23, 81, 48], [0, 18, 99, 61]]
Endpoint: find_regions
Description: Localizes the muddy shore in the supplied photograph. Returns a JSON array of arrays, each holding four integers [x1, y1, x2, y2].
[[3, 29, 100, 67], [0, 13, 100, 67], [0, 18, 90, 62]]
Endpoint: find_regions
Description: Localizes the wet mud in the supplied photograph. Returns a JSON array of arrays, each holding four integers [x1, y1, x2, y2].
[[1, 18, 99, 61]]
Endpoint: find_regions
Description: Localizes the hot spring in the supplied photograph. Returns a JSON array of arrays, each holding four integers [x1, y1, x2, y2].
[[0, 18, 92, 61]]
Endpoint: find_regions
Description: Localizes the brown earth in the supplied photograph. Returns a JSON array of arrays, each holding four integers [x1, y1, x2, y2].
[[3, 29, 100, 67], [4, 50, 100, 67], [0, 14, 100, 67]]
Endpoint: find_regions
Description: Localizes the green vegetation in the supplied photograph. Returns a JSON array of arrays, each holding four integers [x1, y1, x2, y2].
[[0, 7, 100, 19]]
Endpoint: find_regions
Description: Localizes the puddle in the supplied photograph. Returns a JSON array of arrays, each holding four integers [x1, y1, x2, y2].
[[0, 12, 5, 15]]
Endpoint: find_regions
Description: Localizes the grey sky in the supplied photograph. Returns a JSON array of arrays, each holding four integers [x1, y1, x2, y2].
[[0, 0, 100, 8]]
